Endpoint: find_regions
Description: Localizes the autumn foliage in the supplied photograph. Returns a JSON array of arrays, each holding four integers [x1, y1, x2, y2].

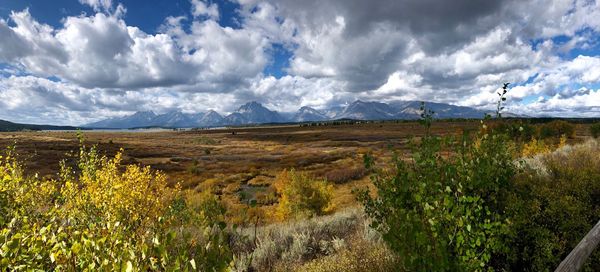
[[274, 169, 334, 221], [0, 137, 231, 271]]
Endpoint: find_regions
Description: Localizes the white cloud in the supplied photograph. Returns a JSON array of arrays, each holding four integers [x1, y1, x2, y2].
[[522, 89, 600, 117], [1, 0, 600, 125], [191, 0, 220, 20], [245, 75, 342, 111], [79, 0, 113, 12], [0, 8, 270, 90]]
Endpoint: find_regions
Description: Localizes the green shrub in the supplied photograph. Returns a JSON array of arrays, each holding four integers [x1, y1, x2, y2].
[[590, 123, 600, 138], [489, 120, 536, 142], [504, 139, 600, 271], [357, 129, 516, 270], [538, 120, 576, 139]]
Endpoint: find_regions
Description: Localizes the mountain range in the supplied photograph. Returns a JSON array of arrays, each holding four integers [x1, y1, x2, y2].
[[84, 100, 490, 129]]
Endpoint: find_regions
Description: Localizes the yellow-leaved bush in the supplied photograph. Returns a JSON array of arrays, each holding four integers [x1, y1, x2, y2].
[[0, 140, 232, 271], [521, 134, 568, 157], [273, 169, 334, 221]]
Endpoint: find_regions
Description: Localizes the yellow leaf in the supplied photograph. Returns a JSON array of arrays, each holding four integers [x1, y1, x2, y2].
[[125, 260, 133, 272]]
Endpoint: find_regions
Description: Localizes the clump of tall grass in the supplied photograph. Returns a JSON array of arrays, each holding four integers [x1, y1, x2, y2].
[[298, 238, 397, 272]]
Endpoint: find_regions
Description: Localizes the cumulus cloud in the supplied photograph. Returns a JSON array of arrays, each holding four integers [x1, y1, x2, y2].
[[523, 89, 600, 117], [236, 0, 600, 108], [79, 0, 113, 12], [0, 0, 599, 125], [0, 75, 244, 125], [191, 0, 220, 20], [0, 7, 270, 90]]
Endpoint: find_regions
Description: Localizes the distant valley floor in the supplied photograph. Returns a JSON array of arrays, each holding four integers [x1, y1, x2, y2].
[[0, 121, 594, 224]]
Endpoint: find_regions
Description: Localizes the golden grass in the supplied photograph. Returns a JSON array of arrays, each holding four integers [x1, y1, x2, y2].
[[0, 121, 592, 224]]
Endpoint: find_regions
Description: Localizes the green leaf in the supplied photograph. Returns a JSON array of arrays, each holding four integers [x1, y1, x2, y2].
[[166, 231, 176, 242]]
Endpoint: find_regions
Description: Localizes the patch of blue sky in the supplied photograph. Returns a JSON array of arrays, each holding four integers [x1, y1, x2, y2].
[[263, 43, 293, 79], [0, 0, 89, 28], [0, 0, 243, 34], [529, 28, 600, 59], [0, 63, 63, 82], [0, 63, 26, 77], [520, 94, 544, 104]]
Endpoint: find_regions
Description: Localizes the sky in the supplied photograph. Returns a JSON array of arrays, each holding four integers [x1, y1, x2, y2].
[[0, 0, 599, 125]]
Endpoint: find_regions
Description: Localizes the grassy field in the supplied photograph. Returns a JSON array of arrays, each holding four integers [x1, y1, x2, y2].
[[2, 119, 600, 270], [0, 120, 593, 225]]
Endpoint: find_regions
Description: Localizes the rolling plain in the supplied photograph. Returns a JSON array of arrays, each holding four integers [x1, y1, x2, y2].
[[0, 120, 593, 224]]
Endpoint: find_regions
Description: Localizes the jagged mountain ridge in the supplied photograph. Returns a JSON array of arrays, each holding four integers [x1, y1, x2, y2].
[[225, 101, 286, 124], [293, 106, 328, 122], [198, 110, 225, 126], [86, 111, 158, 129], [84, 100, 490, 128], [335, 100, 398, 120]]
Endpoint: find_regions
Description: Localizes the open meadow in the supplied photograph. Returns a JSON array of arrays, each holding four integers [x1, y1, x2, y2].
[[3, 121, 592, 221], [0, 121, 484, 222], [2, 120, 600, 271]]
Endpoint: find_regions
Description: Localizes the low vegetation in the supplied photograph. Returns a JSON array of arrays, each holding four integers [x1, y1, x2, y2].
[[1, 114, 599, 270], [358, 127, 515, 270], [538, 120, 576, 139], [591, 122, 600, 138], [507, 139, 600, 271], [273, 169, 335, 220], [355, 109, 598, 270], [0, 138, 231, 270], [323, 166, 367, 184], [230, 209, 396, 271]]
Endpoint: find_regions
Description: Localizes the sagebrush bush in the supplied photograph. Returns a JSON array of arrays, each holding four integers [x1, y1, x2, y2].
[[196, 135, 219, 145], [298, 238, 397, 272], [274, 169, 334, 220], [0, 140, 232, 270], [324, 166, 367, 184], [230, 209, 390, 271]]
